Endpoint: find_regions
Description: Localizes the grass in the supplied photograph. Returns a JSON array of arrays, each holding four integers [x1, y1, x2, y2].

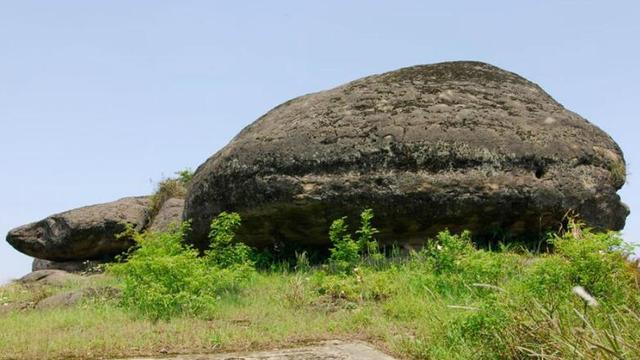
[[147, 169, 193, 219], [1, 216, 639, 359], [0, 273, 397, 359], [2, 259, 639, 359]]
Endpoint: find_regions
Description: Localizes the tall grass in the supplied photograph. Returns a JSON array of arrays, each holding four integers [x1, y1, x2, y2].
[[147, 169, 193, 218], [1, 213, 638, 359]]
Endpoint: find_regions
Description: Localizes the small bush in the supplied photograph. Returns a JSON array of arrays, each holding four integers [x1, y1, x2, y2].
[[356, 209, 380, 256], [453, 302, 511, 355], [328, 217, 360, 274], [423, 230, 474, 274], [148, 179, 186, 218], [206, 211, 254, 269], [313, 271, 361, 301], [550, 221, 636, 304], [327, 209, 382, 274], [109, 212, 254, 320], [458, 249, 520, 285], [519, 256, 572, 313], [175, 168, 194, 185]]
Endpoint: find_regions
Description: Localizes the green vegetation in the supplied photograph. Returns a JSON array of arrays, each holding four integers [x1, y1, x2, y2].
[[608, 159, 627, 187], [148, 168, 194, 218], [108, 213, 254, 320], [1, 211, 639, 359], [328, 209, 383, 274]]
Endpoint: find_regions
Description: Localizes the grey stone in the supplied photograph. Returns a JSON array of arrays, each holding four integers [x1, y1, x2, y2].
[[19, 270, 81, 287], [36, 286, 120, 309], [123, 340, 395, 359], [6, 196, 150, 261], [148, 197, 185, 233], [184, 61, 628, 251]]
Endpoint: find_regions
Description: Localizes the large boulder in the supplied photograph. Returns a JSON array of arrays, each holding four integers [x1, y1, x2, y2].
[[184, 61, 628, 250], [6, 196, 150, 261]]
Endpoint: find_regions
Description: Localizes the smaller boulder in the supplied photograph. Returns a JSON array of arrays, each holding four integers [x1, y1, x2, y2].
[[19, 270, 81, 287], [36, 286, 120, 309], [6, 196, 150, 261], [147, 198, 185, 233]]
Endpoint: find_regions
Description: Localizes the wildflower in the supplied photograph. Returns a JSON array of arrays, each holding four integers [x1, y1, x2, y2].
[[572, 286, 598, 307]]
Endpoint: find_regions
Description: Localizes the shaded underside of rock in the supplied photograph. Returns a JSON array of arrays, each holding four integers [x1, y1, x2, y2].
[[184, 61, 628, 251], [32, 258, 107, 273], [6, 196, 151, 261]]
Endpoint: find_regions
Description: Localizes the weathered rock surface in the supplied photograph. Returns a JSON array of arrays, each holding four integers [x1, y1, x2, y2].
[[36, 286, 120, 309], [185, 61, 628, 250], [19, 270, 81, 287], [148, 197, 185, 233], [32, 258, 106, 273], [6, 197, 150, 261], [124, 340, 395, 360]]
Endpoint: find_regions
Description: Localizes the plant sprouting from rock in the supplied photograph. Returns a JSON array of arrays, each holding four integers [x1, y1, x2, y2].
[[148, 168, 193, 219], [175, 168, 194, 186]]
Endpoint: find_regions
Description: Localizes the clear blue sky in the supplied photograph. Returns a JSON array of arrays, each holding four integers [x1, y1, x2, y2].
[[1, 1, 639, 282]]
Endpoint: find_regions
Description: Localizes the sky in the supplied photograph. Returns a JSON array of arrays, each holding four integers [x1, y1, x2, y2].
[[1, 1, 639, 283]]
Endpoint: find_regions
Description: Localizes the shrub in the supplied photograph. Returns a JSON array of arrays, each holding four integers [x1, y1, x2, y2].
[[206, 211, 254, 269], [109, 212, 254, 320], [148, 179, 186, 219], [328, 209, 382, 274], [109, 223, 215, 319], [283, 275, 311, 308], [453, 302, 511, 356], [550, 221, 636, 304], [519, 256, 572, 314], [423, 230, 474, 274], [458, 249, 521, 286], [356, 209, 380, 256], [328, 217, 360, 274], [175, 168, 194, 185]]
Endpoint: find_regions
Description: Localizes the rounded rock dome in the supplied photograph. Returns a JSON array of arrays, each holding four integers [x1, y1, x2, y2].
[[184, 61, 628, 251]]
